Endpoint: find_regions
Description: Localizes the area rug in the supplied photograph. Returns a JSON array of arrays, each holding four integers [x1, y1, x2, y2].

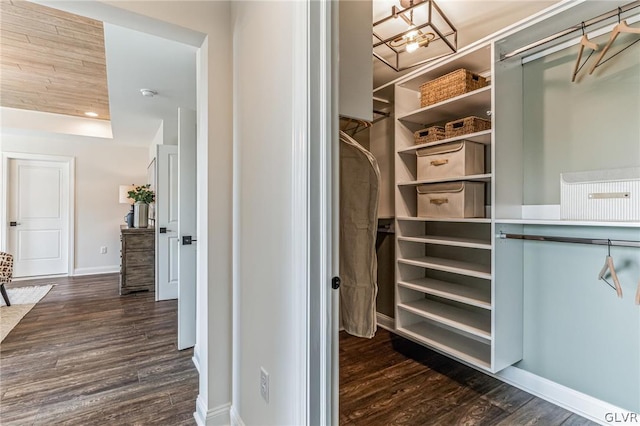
[[0, 285, 53, 342]]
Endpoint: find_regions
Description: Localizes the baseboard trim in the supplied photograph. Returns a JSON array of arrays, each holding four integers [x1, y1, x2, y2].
[[376, 312, 395, 332], [192, 346, 201, 374], [194, 397, 230, 426], [230, 406, 245, 426], [12, 273, 66, 281], [73, 266, 119, 276], [497, 366, 637, 425]]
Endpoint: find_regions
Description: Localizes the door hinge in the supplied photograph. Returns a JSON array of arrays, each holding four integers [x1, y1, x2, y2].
[[331, 276, 341, 290]]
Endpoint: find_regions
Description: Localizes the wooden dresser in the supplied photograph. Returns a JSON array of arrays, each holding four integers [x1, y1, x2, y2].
[[120, 226, 155, 295]]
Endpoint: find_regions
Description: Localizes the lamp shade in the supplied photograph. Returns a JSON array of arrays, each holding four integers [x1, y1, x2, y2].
[[119, 184, 136, 204]]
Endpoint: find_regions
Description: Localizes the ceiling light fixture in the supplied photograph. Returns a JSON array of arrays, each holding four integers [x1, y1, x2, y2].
[[85, 111, 98, 117], [390, 29, 436, 53], [140, 89, 158, 97], [373, 0, 457, 72]]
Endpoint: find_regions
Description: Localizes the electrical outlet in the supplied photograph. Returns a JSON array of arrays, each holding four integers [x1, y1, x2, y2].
[[260, 367, 269, 403], [100, 246, 107, 254]]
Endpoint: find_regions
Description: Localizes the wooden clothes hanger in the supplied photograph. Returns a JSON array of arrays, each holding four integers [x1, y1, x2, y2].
[[589, 12, 640, 74], [339, 117, 371, 137], [572, 23, 599, 82], [598, 240, 623, 298]]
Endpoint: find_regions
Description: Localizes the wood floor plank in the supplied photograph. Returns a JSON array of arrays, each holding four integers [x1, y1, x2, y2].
[[340, 329, 592, 426], [0, 274, 197, 425], [495, 398, 573, 425], [480, 382, 535, 413], [562, 413, 601, 425]]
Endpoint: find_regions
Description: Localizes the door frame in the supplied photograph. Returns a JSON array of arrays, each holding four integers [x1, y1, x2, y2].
[[1, 152, 76, 277], [305, 0, 337, 424]]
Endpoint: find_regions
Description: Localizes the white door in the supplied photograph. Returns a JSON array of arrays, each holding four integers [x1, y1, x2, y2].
[[156, 145, 179, 301], [177, 108, 197, 350], [7, 158, 70, 277]]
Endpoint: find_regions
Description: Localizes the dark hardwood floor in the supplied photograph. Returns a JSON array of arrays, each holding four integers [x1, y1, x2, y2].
[[2, 274, 598, 425], [0, 274, 198, 425], [340, 329, 597, 426]]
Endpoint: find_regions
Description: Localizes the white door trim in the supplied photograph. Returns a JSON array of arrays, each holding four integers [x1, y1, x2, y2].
[[1, 152, 75, 276], [305, 0, 336, 424], [291, 1, 309, 424]]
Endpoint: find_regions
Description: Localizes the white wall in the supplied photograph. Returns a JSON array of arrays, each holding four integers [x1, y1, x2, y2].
[[97, 2, 234, 423], [2, 132, 148, 275], [232, 2, 306, 424], [339, 0, 372, 121], [369, 118, 394, 219], [148, 122, 164, 164]]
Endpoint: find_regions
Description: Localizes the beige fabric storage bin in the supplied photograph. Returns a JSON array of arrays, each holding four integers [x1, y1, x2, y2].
[[417, 182, 485, 218], [416, 141, 484, 180]]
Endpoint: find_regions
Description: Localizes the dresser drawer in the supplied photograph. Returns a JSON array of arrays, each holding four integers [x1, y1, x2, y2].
[[123, 233, 154, 251], [122, 265, 154, 288], [123, 249, 154, 267]]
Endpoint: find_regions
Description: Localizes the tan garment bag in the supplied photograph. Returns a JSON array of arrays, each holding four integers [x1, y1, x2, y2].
[[339, 131, 381, 338]]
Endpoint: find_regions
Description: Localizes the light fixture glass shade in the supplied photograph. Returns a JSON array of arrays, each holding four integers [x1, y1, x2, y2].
[[373, 0, 458, 72], [119, 184, 136, 204]]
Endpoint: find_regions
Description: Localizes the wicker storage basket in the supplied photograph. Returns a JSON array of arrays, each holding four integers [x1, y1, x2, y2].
[[445, 116, 491, 138], [414, 126, 445, 145], [420, 69, 488, 108]]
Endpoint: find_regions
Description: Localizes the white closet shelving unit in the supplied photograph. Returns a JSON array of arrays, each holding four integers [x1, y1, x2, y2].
[[393, 41, 523, 373]]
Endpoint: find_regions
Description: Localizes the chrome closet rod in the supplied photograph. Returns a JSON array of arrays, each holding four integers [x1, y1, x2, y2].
[[501, 0, 640, 60], [499, 232, 640, 249]]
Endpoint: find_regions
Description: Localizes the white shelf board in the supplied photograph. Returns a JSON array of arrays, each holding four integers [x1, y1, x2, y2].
[[398, 256, 492, 280], [373, 83, 394, 102], [399, 277, 492, 309], [398, 174, 492, 186], [398, 45, 492, 91], [398, 235, 492, 250], [373, 96, 391, 109], [398, 130, 492, 155], [397, 87, 491, 126], [399, 299, 491, 340], [496, 219, 640, 228], [397, 216, 491, 224], [397, 323, 491, 370]]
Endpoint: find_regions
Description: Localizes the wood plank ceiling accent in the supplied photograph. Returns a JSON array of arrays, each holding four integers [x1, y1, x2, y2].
[[0, 0, 110, 120]]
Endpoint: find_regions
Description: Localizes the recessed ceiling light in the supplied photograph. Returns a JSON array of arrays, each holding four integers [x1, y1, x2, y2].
[[85, 112, 99, 117], [140, 89, 158, 97]]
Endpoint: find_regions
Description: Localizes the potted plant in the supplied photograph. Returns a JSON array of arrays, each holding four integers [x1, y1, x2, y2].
[[128, 184, 155, 228]]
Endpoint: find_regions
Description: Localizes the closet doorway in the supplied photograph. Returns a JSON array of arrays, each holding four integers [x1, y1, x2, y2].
[[333, 1, 601, 424]]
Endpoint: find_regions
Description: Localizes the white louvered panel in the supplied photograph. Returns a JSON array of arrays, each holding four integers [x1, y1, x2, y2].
[[561, 168, 640, 221]]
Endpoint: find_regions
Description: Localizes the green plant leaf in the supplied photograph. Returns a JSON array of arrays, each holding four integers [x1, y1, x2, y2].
[[127, 184, 155, 204]]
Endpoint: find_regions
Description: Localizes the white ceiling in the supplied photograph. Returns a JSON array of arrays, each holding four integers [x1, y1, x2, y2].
[[0, 11, 196, 148], [373, 0, 561, 87], [103, 23, 196, 146], [3, 0, 563, 145]]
